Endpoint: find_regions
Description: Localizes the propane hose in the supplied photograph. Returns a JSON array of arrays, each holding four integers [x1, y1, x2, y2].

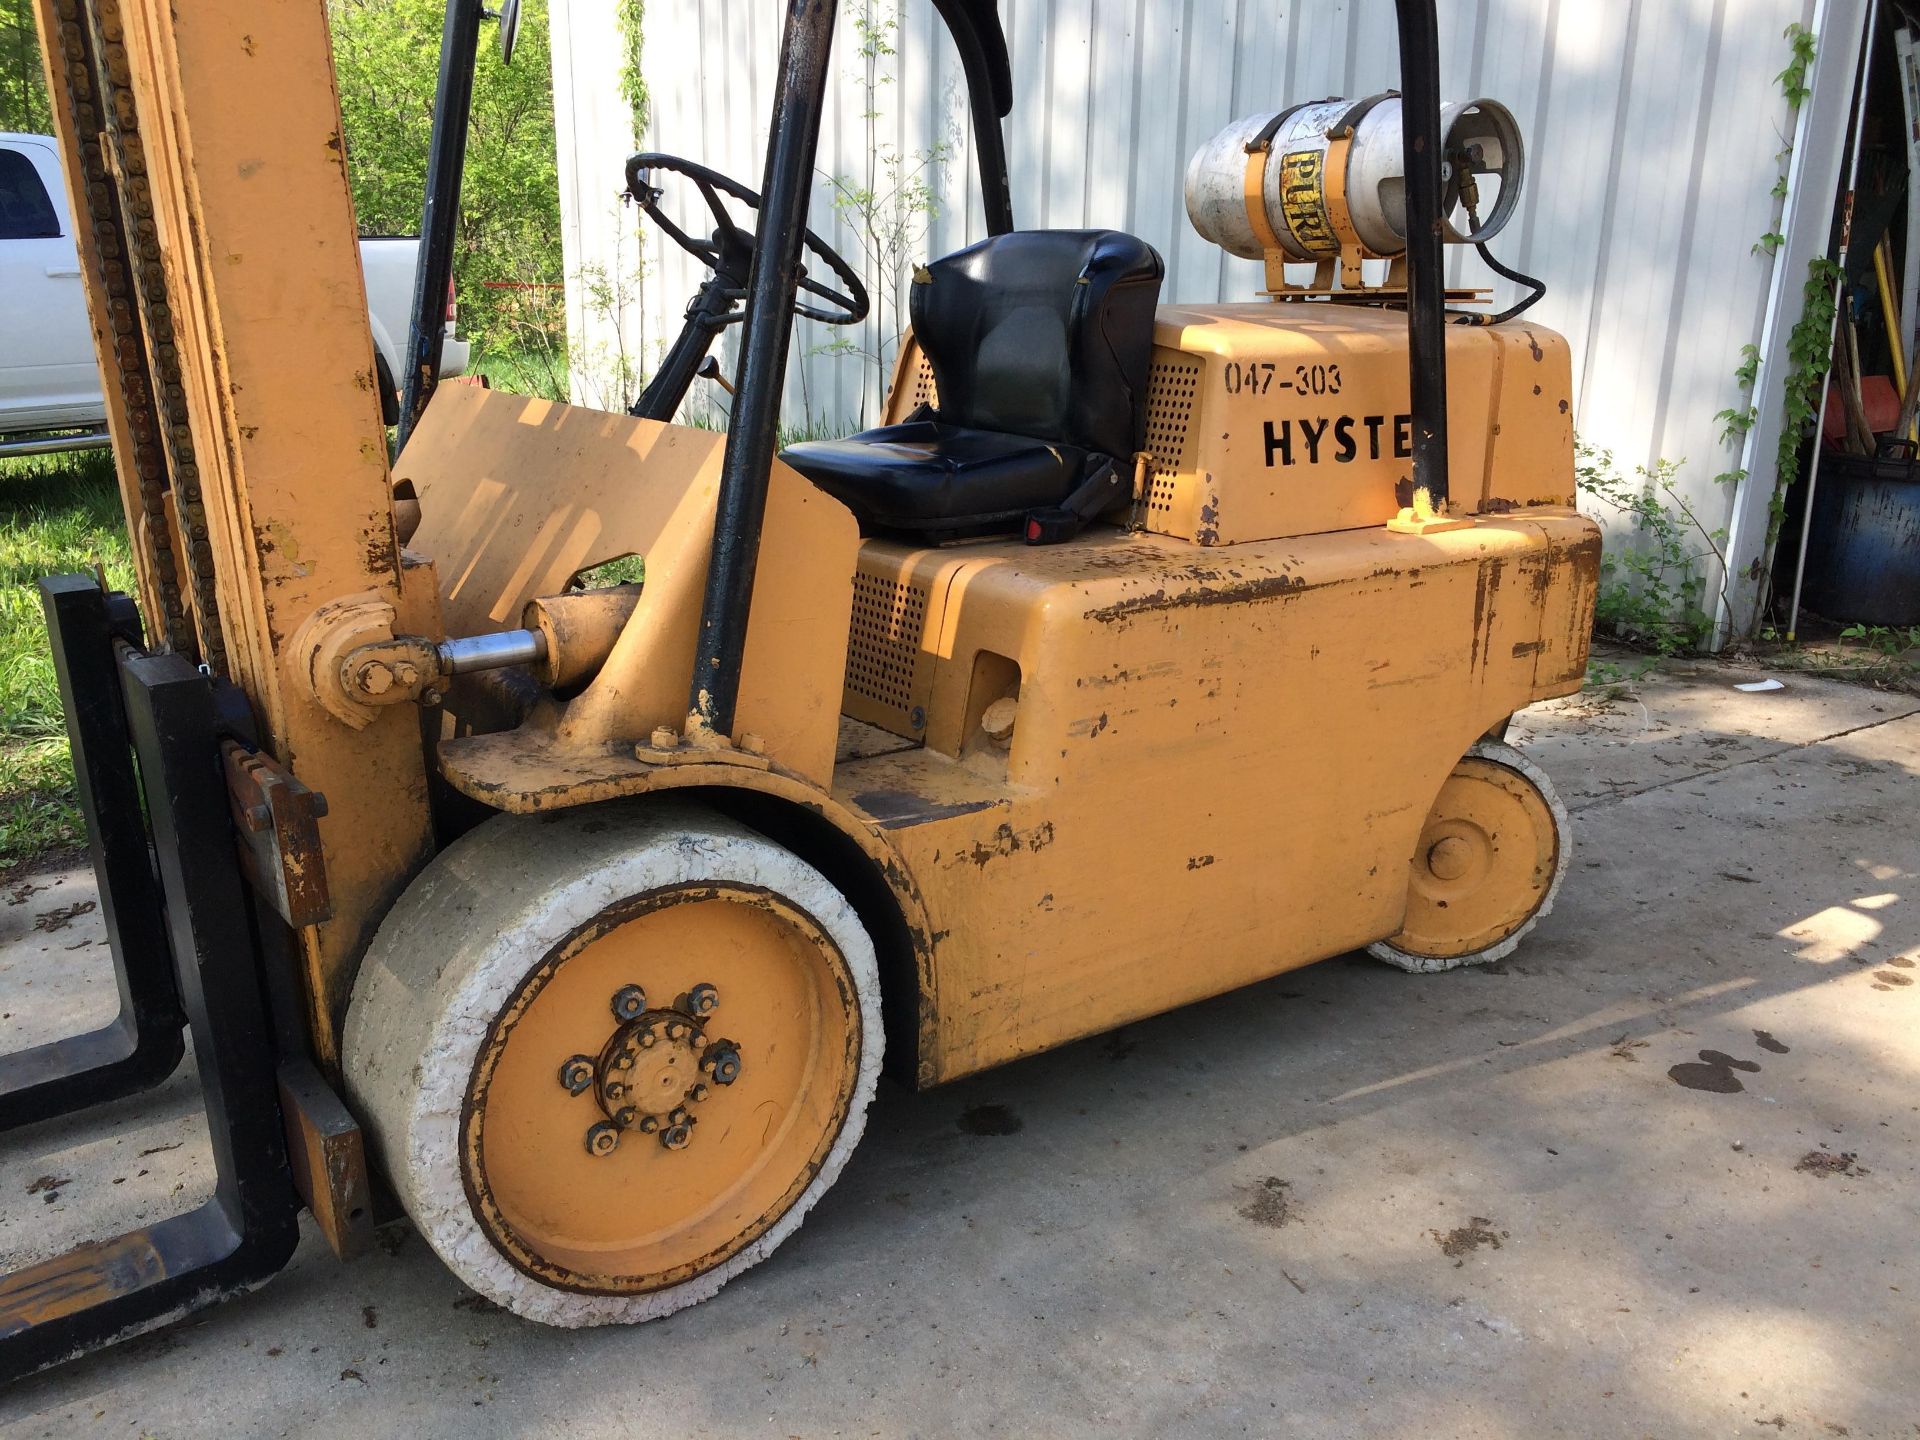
[[1448, 158, 1546, 326]]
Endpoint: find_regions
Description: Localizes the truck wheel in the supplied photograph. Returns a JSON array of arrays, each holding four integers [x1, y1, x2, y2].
[[344, 801, 881, 1325], [1368, 740, 1568, 973]]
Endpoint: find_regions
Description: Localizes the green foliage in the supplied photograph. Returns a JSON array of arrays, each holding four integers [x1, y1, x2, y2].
[[616, 0, 648, 137], [1712, 23, 1823, 639], [0, 449, 135, 872], [1769, 256, 1843, 551], [328, 0, 563, 361], [1584, 656, 1657, 693], [1837, 623, 1920, 658], [1577, 443, 1730, 656], [1777, 22, 1817, 108], [0, 0, 50, 132]]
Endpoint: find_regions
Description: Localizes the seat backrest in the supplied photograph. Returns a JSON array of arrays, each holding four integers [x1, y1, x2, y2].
[[910, 229, 1165, 460]]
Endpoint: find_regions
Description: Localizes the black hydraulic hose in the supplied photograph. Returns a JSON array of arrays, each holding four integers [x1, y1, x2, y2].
[[1392, 0, 1450, 511]]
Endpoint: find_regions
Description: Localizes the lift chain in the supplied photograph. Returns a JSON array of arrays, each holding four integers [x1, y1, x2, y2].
[[84, 0, 230, 676], [40, 0, 193, 657]]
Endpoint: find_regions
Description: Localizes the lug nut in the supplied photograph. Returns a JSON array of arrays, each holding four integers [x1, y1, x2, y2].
[[611, 984, 647, 1021], [638, 1115, 660, 1134], [665, 1020, 688, 1041], [614, 1106, 638, 1128], [585, 1122, 620, 1157], [668, 1105, 690, 1126], [640, 1028, 658, 1048], [558, 1054, 596, 1095], [702, 1043, 743, 1086], [685, 983, 719, 1015], [689, 1082, 710, 1102], [660, 1123, 693, 1151]]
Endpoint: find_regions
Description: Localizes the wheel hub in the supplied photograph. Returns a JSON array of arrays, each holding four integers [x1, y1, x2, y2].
[[1425, 832, 1476, 882], [558, 982, 744, 1155]]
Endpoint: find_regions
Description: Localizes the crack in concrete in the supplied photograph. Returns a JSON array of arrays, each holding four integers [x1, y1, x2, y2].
[[1568, 705, 1920, 813]]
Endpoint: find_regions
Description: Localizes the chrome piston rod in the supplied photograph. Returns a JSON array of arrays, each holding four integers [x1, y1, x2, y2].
[[437, 629, 547, 675]]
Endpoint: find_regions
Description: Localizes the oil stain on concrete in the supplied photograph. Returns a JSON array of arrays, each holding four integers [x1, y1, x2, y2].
[[1668, 1049, 1762, 1094]]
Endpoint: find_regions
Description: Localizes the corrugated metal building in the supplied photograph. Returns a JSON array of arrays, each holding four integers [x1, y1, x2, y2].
[[551, 0, 1869, 637]]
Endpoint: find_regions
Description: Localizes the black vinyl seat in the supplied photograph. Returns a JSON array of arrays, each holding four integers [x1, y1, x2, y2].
[[782, 229, 1164, 542]]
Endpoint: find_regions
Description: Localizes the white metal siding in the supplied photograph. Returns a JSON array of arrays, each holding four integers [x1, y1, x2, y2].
[[561, 0, 1864, 620]]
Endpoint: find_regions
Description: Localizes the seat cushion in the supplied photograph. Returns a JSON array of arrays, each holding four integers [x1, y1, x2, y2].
[[913, 230, 1165, 459], [782, 420, 1085, 538]]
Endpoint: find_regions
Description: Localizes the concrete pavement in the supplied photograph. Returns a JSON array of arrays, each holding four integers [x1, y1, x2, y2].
[[0, 661, 1915, 1438]]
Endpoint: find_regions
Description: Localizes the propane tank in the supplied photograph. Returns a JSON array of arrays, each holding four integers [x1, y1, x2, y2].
[[1184, 94, 1525, 262]]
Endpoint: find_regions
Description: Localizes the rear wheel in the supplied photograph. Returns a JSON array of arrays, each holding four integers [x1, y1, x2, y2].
[[1369, 740, 1568, 973], [344, 801, 880, 1325]]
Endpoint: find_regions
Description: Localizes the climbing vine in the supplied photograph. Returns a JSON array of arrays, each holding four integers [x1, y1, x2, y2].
[[615, 0, 648, 141], [1705, 21, 1824, 637], [1770, 256, 1844, 549]]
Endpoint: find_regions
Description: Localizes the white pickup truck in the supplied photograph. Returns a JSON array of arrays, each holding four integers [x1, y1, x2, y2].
[[0, 132, 468, 454]]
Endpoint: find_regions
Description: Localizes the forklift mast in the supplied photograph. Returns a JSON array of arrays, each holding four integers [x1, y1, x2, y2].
[[30, 0, 437, 1058]]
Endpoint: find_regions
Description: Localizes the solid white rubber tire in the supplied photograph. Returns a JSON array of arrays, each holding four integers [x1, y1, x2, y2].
[[1368, 740, 1571, 974], [342, 800, 883, 1326]]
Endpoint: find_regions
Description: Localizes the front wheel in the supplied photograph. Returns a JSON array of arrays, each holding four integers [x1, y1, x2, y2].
[[1369, 740, 1569, 973], [344, 801, 881, 1325]]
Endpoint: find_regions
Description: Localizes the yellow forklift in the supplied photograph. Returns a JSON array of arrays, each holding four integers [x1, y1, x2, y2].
[[2, 0, 1594, 1371]]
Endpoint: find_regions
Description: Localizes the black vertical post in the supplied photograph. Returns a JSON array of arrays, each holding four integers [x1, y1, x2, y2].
[[397, 0, 485, 450], [685, 0, 838, 738], [1394, 0, 1451, 509]]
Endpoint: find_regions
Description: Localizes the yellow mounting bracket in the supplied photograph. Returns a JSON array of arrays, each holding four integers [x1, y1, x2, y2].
[[1386, 489, 1473, 536]]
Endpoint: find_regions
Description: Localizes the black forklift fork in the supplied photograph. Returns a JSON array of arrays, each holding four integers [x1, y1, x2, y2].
[[0, 576, 349, 1385], [0, 579, 182, 1129]]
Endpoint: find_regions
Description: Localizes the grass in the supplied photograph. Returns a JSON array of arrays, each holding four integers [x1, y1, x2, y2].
[[0, 447, 134, 875]]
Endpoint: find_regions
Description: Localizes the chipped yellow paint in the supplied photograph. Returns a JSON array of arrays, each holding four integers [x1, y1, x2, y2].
[[829, 512, 1595, 1082], [68, 0, 436, 1065], [47, 0, 1600, 1106], [403, 386, 860, 790]]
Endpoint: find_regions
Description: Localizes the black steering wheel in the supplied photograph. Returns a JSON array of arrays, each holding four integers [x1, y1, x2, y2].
[[625, 153, 868, 327]]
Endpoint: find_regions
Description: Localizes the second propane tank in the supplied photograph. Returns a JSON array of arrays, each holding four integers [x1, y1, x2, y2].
[[1185, 94, 1524, 262]]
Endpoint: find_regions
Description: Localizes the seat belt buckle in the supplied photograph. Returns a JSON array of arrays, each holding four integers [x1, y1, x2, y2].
[[1023, 508, 1080, 545]]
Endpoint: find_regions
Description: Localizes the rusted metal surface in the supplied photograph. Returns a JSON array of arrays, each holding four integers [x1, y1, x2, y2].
[[1139, 306, 1575, 545], [99, 0, 437, 1066], [524, 584, 642, 690], [400, 385, 859, 787], [820, 513, 1597, 1085], [85, 0, 229, 674], [223, 740, 332, 931], [32, 0, 191, 655], [277, 1058, 373, 1261]]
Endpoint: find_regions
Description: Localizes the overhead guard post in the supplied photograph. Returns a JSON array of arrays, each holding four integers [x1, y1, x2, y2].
[[685, 0, 838, 739], [1393, 0, 1451, 511]]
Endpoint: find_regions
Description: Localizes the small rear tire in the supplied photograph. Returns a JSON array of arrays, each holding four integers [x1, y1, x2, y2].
[[1368, 740, 1569, 973], [343, 800, 881, 1326]]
